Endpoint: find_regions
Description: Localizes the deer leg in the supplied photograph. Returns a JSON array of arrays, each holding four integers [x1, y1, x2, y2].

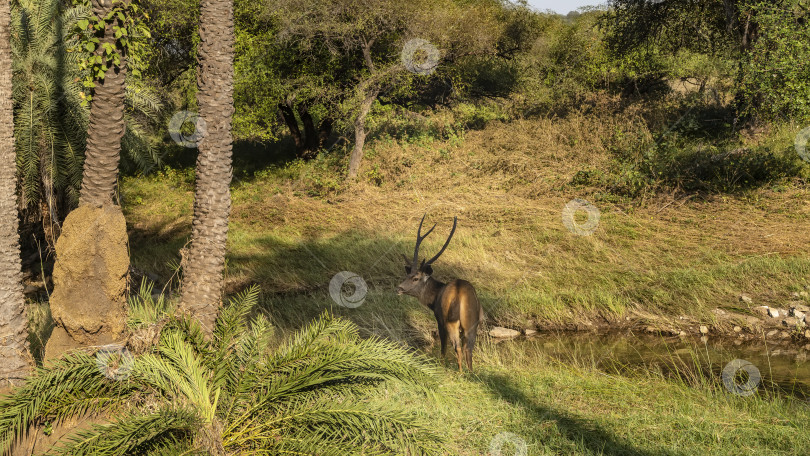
[[438, 324, 448, 360], [464, 327, 477, 371], [446, 321, 463, 372]]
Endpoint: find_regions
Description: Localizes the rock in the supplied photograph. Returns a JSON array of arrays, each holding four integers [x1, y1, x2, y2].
[[646, 326, 657, 334], [767, 330, 779, 338], [524, 329, 538, 337], [792, 309, 806, 321], [780, 331, 791, 339], [805, 329, 810, 339], [699, 325, 709, 334], [679, 331, 687, 337], [489, 327, 521, 339], [733, 326, 742, 332], [753, 306, 770, 316], [740, 294, 753, 304], [712, 308, 726, 316], [768, 308, 781, 318], [700, 336, 708, 343], [802, 291, 809, 298], [788, 302, 810, 313], [782, 317, 798, 327], [46, 205, 129, 359], [734, 339, 743, 346]]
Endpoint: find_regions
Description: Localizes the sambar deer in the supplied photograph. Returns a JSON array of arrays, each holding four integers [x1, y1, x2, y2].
[[397, 214, 483, 371]]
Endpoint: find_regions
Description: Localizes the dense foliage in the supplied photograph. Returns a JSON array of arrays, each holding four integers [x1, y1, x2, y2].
[[12, 0, 162, 244], [12, 0, 810, 233]]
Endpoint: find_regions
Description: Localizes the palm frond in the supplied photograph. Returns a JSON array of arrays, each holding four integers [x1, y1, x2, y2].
[[0, 352, 133, 452], [47, 406, 198, 456]]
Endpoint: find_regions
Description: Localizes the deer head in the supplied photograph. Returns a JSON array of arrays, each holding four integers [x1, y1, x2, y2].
[[397, 214, 457, 298]]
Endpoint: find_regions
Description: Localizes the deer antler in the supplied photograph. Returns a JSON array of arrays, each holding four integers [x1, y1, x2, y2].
[[425, 216, 457, 266], [412, 213, 436, 269]]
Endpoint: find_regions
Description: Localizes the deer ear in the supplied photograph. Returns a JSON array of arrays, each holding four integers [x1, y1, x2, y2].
[[422, 264, 433, 275]]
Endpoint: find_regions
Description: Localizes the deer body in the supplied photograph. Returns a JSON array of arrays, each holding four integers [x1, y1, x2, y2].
[[398, 215, 483, 371]]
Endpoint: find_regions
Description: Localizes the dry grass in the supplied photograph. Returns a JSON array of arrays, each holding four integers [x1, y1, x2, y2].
[[122, 108, 810, 331]]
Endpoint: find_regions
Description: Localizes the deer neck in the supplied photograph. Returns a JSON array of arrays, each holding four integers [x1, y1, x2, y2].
[[418, 277, 445, 310]]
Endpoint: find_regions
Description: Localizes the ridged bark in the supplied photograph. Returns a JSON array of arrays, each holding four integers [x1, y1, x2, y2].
[[179, 0, 234, 335], [79, 0, 127, 207], [47, 0, 129, 359], [0, 0, 33, 387]]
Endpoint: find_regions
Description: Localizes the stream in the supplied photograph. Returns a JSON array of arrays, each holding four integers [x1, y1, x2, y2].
[[500, 331, 810, 400]]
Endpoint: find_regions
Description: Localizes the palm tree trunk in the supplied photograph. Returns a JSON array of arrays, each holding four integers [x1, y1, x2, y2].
[[46, 0, 130, 359], [179, 0, 234, 335], [80, 0, 128, 207], [0, 0, 33, 387]]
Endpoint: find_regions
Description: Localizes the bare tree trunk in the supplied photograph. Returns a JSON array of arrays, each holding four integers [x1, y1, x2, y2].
[[179, 0, 234, 336], [278, 102, 305, 153], [318, 117, 333, 149], [347, 89, 378, 179], [298, 105, 318, 157], [0, 0, 32, 387], [80, 0, 128, 207]]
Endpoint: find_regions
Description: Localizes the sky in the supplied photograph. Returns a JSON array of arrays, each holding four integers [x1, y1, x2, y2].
[[526, 0, 601, 14]]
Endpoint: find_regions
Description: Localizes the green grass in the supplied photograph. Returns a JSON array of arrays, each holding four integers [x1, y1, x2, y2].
[[369, 338, 810, 455], [111, 111, 810, 454]]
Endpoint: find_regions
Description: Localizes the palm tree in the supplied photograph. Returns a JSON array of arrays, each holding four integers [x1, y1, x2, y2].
[[0, 0, 32, 388], [46, 0, 145, 358], [179, 0, 235, 334], [11, 0, 162, 244], [79, 0, 131, 206], [0, 287, 445, 454]]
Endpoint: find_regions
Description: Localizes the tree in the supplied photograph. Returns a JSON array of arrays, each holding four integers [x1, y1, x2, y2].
[[267, 0, 506, 179], [79, 0, 131, 206], [46, 0, 146, 358], [179, 0, 235, 335], [602, 0, 810, 121], [0, 289, 444, 454], [11, 0, 162, 247], [0, 0, 33, 388]]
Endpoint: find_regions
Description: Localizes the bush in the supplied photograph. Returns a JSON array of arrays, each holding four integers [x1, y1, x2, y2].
[[0, 286, 444, 455]]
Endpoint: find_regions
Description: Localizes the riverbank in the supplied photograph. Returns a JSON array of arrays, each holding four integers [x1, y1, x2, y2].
[[121, 113, 810, 344]]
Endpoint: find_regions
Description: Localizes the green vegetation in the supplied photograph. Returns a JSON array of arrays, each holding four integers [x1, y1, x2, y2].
[[3, 287, 443, 454], [8, 0, 810, 453]]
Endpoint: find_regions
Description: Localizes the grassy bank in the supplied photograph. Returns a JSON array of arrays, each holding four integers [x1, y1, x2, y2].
[[50, 102, 809, 454], [122, 104, 810, 332], [386, 341, 810, 455]]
